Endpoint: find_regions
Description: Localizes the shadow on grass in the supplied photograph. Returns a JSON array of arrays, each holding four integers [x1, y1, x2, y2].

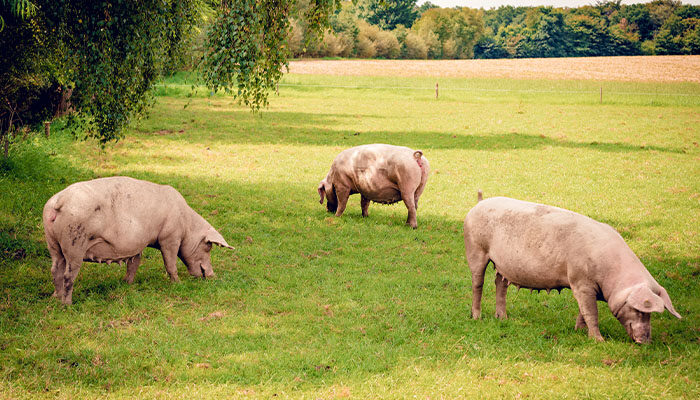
[[139, 108, 682, 154], [0, 134, 95, 264]]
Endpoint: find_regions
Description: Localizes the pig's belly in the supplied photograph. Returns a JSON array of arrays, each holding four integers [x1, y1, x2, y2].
[[83, 239, 144, 264], [489, 252, 571, 290], [353, 170, 402, 204], [363, 187, 402, 204]]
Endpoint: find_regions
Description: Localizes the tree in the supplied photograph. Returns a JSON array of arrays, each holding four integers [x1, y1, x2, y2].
[[0, 0, 55, 158], [417, 1, 437, 16], [0, 0, 36, 31], [357, 0, 419, 30], [516, 8, 573, 58], [473, 36, 510, 59], [1, 0, 340, 148], [413, 7, 484, 59]]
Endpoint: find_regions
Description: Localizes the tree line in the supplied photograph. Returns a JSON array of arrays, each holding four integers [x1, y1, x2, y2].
[[281, 0, 699, 60], [1, 0, 698, 154]]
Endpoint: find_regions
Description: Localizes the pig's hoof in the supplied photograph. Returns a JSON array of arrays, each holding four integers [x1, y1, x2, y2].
[[589, 333, 604, 342], [123, 275, 134, 284], [495, 311, 507, 319], [471, 311, 481, 319]]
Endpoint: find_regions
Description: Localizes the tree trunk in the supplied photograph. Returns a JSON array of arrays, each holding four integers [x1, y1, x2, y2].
[[2, 132, 8, 159]]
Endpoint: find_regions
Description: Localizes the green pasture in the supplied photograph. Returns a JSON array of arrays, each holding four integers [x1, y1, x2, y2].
[[1, 73, 699, 399]]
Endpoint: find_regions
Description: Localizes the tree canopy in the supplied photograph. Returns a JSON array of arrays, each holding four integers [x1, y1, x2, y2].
[[0, 0, 339, 149], [357, 0, 419, 30]]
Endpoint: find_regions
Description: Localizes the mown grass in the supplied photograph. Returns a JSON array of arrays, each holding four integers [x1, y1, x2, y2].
[[1, 72, 698, 399]]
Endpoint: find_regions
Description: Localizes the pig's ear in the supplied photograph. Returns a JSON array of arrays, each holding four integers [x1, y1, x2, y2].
[[627, 284, 665, 314], [657, 286, 681, 319], [205, 228, 234, 250], [318, 182, 326, 204]]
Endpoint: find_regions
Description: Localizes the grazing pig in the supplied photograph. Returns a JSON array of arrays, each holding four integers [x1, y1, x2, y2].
[[463, 191, 681, 343], [43, 176, 233, 305], [318, 144, 429, 228]]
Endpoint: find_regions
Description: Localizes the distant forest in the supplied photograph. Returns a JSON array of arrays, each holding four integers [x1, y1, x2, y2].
[[280, 0, 700, 59]]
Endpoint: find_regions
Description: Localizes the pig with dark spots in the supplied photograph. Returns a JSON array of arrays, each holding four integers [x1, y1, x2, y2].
[[318, 144, 429, 229], [463, 191, 681, 343], [43, 176, 233, 305]]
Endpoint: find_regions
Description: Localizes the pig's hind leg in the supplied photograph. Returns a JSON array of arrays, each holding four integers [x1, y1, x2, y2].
[[58, 229, 88, 305], [466, 247, 490, 319], [47, 238, 67, 299], [494, 272, 509, 319], [400, 191, 417, 229]]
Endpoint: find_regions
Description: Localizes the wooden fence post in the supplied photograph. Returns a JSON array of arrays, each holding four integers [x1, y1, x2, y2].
[[435, 82, 439, 99], [44, 121, 50, 138], [600, 86, 602, 104]]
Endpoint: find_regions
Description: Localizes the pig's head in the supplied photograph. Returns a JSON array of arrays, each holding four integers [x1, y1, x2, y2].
[[610, 283, 681, 344], [180, 226, 233, 279], [317, 178, 337, 213]]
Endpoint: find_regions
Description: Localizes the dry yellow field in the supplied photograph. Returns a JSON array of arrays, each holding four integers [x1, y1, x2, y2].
[[289, 55, 700, 82]]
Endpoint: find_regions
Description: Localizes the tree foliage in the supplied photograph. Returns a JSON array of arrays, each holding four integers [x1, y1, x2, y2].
[[413, 7, 484, 59], [203, 0, 338, 110], [1, 0, 339, 149], [357, 0, 418, 30]]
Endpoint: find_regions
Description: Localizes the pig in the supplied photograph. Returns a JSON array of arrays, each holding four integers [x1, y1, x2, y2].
[[463, 191, 681, 343], [43, 176, 233, 305], [317, 144, 430, 229]]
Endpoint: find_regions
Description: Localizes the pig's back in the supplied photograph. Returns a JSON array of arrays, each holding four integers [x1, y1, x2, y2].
[[45, 177, 186, 252], [466, 197, 615, 289]]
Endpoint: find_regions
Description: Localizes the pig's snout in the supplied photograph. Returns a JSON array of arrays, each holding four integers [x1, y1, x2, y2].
[[199, 263, 215, 279], [627, 321, 651, 344]]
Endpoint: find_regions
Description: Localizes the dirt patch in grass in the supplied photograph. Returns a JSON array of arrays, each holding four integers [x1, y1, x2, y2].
[[289, 56, 700, 83]]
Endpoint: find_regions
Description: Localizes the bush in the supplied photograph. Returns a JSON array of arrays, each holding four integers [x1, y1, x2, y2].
[[403, 32, 428, 59], [419, 30, 441, 58], [288, 19, 305, 57], [357, 22, 380, 58], [356, 35, 377, 58], [442, 39, 457, 59], [374, 30, 401, 58], [321, 31, 354, 57]]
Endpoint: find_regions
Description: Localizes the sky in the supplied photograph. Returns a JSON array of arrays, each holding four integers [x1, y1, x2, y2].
[[419, 1, 700, 8]]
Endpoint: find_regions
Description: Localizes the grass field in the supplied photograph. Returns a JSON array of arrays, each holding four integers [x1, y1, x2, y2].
[[1, 61, 699, 399]]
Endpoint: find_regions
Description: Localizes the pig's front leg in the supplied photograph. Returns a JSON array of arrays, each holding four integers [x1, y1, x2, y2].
[[159, 239, 181, 282], [575, 309, 587, 330], [334, 185, 351, 217], [123, 253, 142, 284], [361, 195, 370, 217], [572, 286, 604, 341]]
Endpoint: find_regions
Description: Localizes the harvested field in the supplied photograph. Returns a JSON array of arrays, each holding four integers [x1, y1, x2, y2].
[[289, 55, 700, 83]]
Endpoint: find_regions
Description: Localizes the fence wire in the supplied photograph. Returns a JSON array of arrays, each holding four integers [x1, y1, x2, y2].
[[155, 82, 700, 97]]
